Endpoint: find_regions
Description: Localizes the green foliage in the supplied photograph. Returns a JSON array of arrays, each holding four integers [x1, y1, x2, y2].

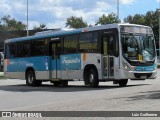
[[124, 14, 145, 25], [145, 11, 159, 42], [33, 24, 47, 30], [0, 15, 26, 31], [66, 16, 88, 28], [96, 13, 121, 25]]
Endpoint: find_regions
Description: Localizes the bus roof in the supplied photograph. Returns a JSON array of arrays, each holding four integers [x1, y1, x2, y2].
[[5, 23, 152, 43]]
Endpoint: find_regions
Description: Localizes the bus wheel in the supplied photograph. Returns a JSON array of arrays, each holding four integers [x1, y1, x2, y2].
[[26, 70, 42, 86], [84, 77, 90, 86], [88, 68, 99, 88], [118, 79, 128, 87]]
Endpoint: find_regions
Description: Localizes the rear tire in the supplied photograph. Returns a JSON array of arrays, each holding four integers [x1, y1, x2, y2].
[[26, 70, 42, 86], [118, 79, 128, 87]]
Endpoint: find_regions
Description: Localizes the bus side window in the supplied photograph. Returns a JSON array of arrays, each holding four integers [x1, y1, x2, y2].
[[114, 36, 119, 57], [63, 35, 78, 54], [79, 32, 98, 52], [109, 36, 114, 55], [5, 43, 17, 58], [30, 39, 48, 56]]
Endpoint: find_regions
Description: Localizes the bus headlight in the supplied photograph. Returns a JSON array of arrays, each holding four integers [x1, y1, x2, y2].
[[122, 62, 136, 71], [123, 63, 130, 71]]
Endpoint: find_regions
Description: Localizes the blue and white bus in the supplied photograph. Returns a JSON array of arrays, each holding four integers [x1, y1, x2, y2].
[[4, 23, 157, 87]]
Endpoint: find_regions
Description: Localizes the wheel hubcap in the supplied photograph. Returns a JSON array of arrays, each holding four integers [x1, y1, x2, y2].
[[89, 74, 94, 82], [28, 74, 34, 83]]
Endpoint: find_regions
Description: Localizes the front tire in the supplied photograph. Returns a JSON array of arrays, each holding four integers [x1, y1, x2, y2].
[[26, 70, 42, 86], [87, 68, 99, 88]]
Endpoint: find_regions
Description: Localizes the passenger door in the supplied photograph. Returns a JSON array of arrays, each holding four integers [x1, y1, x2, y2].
[[103, 35, 115, 79], [49, 41, 61, 79]]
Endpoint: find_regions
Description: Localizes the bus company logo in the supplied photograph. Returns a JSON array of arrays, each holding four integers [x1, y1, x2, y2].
[[61, 57, 80, 65]]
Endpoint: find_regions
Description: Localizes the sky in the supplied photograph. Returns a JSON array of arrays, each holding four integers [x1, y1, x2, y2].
[[0, 0, 160, 30]]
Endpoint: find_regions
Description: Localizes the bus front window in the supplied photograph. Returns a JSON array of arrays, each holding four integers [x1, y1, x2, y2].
[[121, 34, 156, 62], [122, 34, 139, 61], [142, 35, 155, 61]]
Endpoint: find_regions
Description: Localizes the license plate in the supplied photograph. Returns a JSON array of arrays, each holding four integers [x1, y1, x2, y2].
[[141, 76, 146, 79]]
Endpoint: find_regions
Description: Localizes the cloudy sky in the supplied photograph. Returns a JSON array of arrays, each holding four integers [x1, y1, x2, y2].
[[0, 0, 159, 29]]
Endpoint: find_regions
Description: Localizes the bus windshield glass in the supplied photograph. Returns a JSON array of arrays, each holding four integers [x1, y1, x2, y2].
[[121, 26, 156, 62]]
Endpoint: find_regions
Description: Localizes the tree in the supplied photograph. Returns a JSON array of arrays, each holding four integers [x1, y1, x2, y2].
[[96, 13, 121, 25], [124, 14, 145, 25], [123, 15, 133, 23], [145, 11, 159, 42], [33, 24, 47, 30], [0, 15, 26, 31], [66, 16, 88, 28]]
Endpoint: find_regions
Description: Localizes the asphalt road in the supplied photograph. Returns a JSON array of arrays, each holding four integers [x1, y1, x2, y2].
[[0, 71, 160, 120]]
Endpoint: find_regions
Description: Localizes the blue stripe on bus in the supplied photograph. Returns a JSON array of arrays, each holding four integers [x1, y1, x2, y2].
[[7, 54, 82, 72], [7, 56, 50, 72], [135, 64, 156, 71]]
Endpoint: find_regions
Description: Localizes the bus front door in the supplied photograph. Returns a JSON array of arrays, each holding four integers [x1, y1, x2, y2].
[[50, 42, 61, 79], [103, 35, 114, 79]]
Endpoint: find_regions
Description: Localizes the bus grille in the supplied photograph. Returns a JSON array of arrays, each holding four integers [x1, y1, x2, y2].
[[134, 73, 152, 78]]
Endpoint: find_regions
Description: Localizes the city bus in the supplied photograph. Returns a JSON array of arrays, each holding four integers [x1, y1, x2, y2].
[[4, 23, 157, 87]]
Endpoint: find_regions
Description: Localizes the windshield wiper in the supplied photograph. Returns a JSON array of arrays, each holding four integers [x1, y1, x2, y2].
[[129, 33, 139, 49]]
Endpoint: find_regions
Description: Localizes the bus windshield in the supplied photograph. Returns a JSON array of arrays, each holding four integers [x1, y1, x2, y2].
[[121, 33, 156, 61]]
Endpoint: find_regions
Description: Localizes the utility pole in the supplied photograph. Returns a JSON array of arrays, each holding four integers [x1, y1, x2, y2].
[[27, 0, 29, 36], [157, 0, 160, 61], [117, 0, 119, 19], [159, 2, 160, 61]]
